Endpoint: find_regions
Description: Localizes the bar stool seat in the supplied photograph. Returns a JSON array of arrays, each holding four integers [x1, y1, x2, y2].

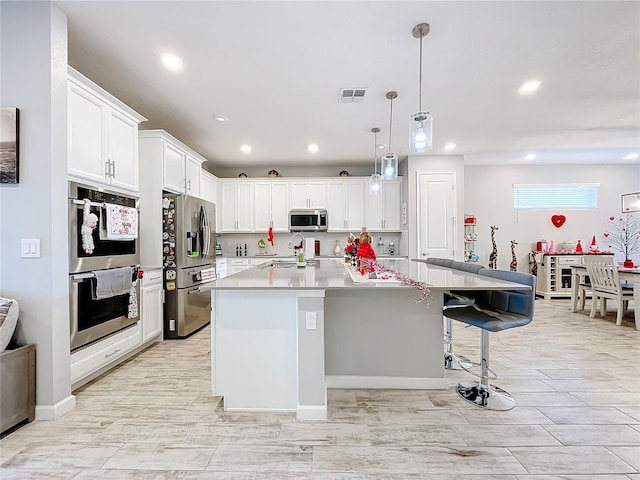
[[443, 268, 536, 410]]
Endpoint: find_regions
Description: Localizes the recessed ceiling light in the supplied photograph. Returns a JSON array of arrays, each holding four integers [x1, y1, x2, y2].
[[518, 80, 541, 95], [623, 153, 639, 160], [378, 144, 386, 150], [308, 144, 319, 154], [240, 144, 252, 154], [214, 115, 228, 122], [524, 153, 536, 160], [444, 142, 456, 151], [161, 53, 183, 72]]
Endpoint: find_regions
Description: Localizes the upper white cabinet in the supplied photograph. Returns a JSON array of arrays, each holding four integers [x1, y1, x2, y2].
[[220, 181, 253, 232], [290, 182, 327, 209], [327, 180, 366, 231], [68, 67, 146, 193], [253, 181, 290, 232], [365, 179, 402, 231], [200, 170, 218, 206], [139, 130, 205, 197]]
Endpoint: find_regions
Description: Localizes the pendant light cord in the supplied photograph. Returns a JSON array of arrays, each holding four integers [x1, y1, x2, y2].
[[388, 98, 393, 154], [419, 33, 423, 112], [373, 130, 378, 175]]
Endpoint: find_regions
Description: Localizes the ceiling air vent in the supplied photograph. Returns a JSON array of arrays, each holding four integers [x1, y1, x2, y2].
[[339, 88, 367, 103]]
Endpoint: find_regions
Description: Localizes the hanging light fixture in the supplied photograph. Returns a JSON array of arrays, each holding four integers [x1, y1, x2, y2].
[[369, 127, 382, 194], [382, 91, 398, 180], [409, 23, 433, 153]]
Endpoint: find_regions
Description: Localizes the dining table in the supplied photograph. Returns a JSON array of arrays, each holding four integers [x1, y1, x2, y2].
[[570, 264, 640, 330]]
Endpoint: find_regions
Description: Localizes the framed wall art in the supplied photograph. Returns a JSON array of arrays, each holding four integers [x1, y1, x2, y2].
[[1, 107, 20, 184]]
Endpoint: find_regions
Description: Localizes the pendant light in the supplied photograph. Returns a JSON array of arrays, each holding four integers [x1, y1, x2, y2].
[[382, 91, 398, 180], [369, 127, 382, 194], [409, 23, 433, 153]]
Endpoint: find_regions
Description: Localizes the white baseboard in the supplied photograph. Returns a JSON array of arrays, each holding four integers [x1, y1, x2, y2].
[[325, 375, 447, 390], [297, 405, 327, 421], [35, 394, 76, 420]]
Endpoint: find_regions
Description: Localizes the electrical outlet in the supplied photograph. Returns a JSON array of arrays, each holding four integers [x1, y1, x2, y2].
[[305, 312, 317, 330]]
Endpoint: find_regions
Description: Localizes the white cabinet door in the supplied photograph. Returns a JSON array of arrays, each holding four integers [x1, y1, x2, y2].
[[220, 182, 239, 232], [327, 182, 347, 231], [290, 182, 310, 209], [107, 109, 139, 192], [365, 179, 401, 231], [290, 182, 326, 209], [270, 182, 290, 232], [163, 142, 186, 193], [236, 182, 253, 232], [68, 81, 106, 184], [308, 182, 327, 208], [365, 187, 384, 231], [141, 271, 163, 343], [381, 180, 401, 231], [253, 182, 272, 231], [346, 181, 365, 230], [185, 155, 202, 198], [200, 171, 218, 205], [220, 182, 253, 232]]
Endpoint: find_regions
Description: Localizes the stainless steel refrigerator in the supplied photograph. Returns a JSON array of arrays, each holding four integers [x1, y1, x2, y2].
[[162, 193, 216, 339]]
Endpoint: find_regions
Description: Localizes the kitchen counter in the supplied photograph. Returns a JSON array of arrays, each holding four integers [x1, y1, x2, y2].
[[204, 258, 517, 291], [207, 260, 530, 420]]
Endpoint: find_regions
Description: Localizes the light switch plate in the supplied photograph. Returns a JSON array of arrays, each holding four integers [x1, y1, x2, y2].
[[21, 239, 41, 258], [305, 312, 317, 330]]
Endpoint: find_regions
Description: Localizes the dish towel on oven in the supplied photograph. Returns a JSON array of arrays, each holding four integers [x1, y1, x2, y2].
[[128, 278, 139, 319], [93, 266, 133, 300], [100, 203, 138, 240]]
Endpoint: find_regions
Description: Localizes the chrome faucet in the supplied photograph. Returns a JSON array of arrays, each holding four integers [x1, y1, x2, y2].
[[288, 232, 305, 251]]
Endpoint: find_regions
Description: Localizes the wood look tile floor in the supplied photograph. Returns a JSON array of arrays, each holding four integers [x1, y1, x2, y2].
[[1, 298, 639, 479]]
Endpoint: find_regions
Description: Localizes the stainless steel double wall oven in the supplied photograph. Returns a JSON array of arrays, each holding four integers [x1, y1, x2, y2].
[[68, 182, 140, 351]]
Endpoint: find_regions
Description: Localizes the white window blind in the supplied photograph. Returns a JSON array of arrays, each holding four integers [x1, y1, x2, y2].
[[513, 183, 599, 210]]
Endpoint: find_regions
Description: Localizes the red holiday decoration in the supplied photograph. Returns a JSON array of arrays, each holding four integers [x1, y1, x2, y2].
[[575, 240, 583, 253], [551, 214, 566, 228], [356, 227, 377, 274]]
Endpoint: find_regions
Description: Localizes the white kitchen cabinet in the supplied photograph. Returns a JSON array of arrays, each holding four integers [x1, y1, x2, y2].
[[185, 154, 202, 197], [365, 179, 401, 231], [254, 181, 290, 232], [290, 182, 327, 209], [70, 321, 142, 389], [139, 130, 206, 197], [327, 180, 365, 231], [200, 170, 218, 206], [220, 181, 254, 232], [68, 67, 146, 193], [141, 268, 163, 343]]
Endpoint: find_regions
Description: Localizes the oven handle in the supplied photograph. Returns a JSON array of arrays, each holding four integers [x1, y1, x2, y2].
[[70, 272, 95, 282]]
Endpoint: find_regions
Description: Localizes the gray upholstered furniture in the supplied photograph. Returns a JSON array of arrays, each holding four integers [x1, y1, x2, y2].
[[416, 258, 485, 369], [443, 268, 536, 410]]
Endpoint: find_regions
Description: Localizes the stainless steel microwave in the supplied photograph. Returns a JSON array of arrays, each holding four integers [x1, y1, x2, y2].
[[289, 209, 328, 232]]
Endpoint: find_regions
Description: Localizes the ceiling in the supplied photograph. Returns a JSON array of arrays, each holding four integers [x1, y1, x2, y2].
[[56, 1, 640, 172]]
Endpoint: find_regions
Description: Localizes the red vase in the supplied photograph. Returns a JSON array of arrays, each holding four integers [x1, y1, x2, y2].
[[623, 259, 634, 268]]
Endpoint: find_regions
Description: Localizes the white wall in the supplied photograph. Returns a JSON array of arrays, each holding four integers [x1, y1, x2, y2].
[[0, 2, 74, 418], [464, 163, 640, 270]]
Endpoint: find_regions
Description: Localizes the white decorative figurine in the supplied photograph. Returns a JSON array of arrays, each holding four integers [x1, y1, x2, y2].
[[81, 199, 99, 254]]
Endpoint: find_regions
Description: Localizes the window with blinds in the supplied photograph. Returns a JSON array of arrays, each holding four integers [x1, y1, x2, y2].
[[513, 184, 599, 210]]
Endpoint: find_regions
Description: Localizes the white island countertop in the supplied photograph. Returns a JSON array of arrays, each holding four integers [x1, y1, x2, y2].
[[202, 258, 530, 291]]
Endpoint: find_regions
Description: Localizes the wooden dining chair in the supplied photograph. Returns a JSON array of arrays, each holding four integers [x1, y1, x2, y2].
[[583, 256, 634, 325]]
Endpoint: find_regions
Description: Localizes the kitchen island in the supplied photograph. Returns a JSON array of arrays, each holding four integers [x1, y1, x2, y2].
[[203, 259, 530, 419]]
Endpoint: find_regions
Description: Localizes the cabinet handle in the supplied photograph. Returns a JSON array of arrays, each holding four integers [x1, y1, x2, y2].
[[105, 348, 122, 359], [188, 179, 191, 191], [111, 160, 116, 178]]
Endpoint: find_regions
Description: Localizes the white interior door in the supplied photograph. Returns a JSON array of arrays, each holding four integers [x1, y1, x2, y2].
[[417, 172, 456, 260]]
